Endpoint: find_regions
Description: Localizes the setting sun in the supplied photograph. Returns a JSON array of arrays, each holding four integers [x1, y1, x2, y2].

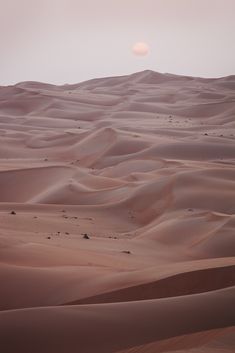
[[132, 42, 150, 56]]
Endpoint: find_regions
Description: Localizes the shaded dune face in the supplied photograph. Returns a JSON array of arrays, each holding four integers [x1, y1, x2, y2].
[[0, 70, 235, 353]]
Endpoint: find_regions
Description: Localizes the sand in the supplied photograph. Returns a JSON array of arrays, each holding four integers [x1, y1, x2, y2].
[[0, 70, 234, 352]]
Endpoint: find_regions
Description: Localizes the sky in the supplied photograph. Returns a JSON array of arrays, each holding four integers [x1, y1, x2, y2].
[[0, 0, 235, 85]]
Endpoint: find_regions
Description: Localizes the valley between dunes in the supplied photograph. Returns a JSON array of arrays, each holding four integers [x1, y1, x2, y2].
[[0, 70, 235, 353]]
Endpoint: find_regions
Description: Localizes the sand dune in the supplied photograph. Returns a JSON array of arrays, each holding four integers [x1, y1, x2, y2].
[[0, 70, 234, 352], [0, 287, 234, 353]]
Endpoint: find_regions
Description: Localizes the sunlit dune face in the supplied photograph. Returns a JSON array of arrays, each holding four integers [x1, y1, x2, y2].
[[132, 42, 149, 56]]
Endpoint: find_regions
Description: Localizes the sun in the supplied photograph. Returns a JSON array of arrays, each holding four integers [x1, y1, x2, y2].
[[132, 42, 150, 56]]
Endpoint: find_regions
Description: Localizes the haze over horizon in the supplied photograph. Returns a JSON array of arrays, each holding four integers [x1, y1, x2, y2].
[[1, 0, 235, 85]]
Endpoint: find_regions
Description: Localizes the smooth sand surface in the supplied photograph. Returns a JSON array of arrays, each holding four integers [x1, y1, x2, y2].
[[0, 70, 234, 352]]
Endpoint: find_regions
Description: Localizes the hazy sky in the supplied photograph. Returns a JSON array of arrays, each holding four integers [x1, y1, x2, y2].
[[0, 0, 235, 85]]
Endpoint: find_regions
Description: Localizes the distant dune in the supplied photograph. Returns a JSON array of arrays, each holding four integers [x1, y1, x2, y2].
[[0, 70, 234, 353]]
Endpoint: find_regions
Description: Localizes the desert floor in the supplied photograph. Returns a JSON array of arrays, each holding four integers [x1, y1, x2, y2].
[[0, 70, 235, 352]]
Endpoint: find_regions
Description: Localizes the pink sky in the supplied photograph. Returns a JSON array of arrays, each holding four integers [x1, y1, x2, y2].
[[0, 0, 235, 85]]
